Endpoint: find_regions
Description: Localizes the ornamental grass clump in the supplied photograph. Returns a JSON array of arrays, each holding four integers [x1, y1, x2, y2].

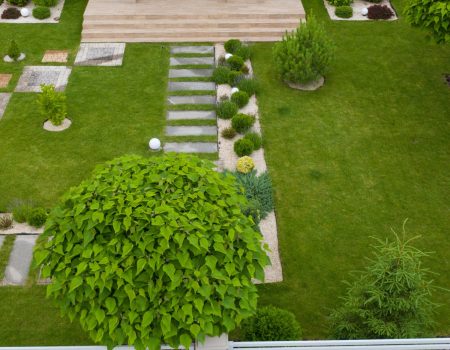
[[34, 154, 269, 350], [37, 84, 67, 126], [273, 14, 334, 85]]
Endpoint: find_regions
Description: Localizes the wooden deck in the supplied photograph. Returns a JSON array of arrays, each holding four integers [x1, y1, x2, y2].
[[82, 0, 305, 42]]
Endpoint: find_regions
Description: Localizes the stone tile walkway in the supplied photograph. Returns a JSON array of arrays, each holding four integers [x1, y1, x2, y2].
[[0, 74, 12, 88], [168, 81, 215, 91], [170, 46, 214, 55], [170, 57, 214, 66], [167, 110, 216, 120], [0, 93, 12, 120], [169, 69, 213, 78], [167, 95, 215, 105], [3, 235, 38, 286], [75, 43, 125, 66], [15, 66, 72, 92], [164, 142, 217, 153], [42, 50, 69, 63], [166, 125, 217, 136]]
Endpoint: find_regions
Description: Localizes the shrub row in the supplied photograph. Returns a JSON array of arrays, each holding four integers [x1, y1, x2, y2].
[[10, 200, 48, 227]]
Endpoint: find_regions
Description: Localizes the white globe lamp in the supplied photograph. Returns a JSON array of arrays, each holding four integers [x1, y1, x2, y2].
[[149, 138, 161, 151], [225, 53, 233, 60], [361, 7, 368, 16], [230, 87, 239, 95], [20, 8, 30, 17]]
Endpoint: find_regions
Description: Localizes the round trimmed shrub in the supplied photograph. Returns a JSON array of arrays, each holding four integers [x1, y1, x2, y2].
[[243, 132, 262, 150], [224, 39, 242, 54], [234, 138, 254, 157], [231, 113, 255, 134], [240, 306, 302, 341], [7, 0, 28, 6], [236, 45, 251, 61], [228, 70, 244, 86], [231, 91, 250, 108], [34, 154, 269, 350], [236, 156, 255, 174], [227, 55, 245, 71], [33, 0, 57, 6], [2, 7, 21, 19], [216, 100, 238, 119], [335, 6, 353, 18], [212, 66, 231, 85], [237, 78, 260, 96], [33, 6, 51, 19], [28, 207, 47, 227], [221, 127, 237, 140]]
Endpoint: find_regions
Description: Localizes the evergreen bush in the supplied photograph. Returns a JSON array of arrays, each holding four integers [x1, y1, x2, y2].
[[231, 91, 249, 108], [243, 132, 262, 150], [234, 138, 254, 157], [328, 0, 352, 6], [7, 0, 28, 6], [33, 6, 51, 19], [216, 100, 238, 119], [227, 55, 245, 71], [33, 0, 57, 6], [7, 40, 20, 60], [212, 66, 231, 85], [37, 84, 67, 126], [231, 113, 255, 133], [221, 127, 237, 140], [224, 39, 242, 54], [28, 207, 47, 227], [237, 78, 260, 96], [335, 6, 353, 18]]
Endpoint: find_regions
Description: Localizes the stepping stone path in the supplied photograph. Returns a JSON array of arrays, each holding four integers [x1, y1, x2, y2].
[[0, 73, 12, 88], [164, 45, 218, 154], [42, 50, 69, 63], [75, 43, 126, 66], [15, 66, 72, 92], [3, 235, 38, 286], [0, 93, 11, 120]]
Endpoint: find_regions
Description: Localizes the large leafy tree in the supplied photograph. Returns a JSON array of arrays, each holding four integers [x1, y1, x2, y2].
[[330, 232, 436, 339], [35, 154, 269, 350]]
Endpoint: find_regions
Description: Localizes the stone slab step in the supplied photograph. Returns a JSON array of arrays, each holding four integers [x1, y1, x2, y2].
[[169, 69, 213, 78], [170, 46, 214, 55], [170, 57, 214, 66], [167, 110, 216, 120], [4, 235, 38, 286], [164, 142, 217, 153], [166, 125, 217, 136], [168, 95, 216, 105], [169, 82, 215, 91]]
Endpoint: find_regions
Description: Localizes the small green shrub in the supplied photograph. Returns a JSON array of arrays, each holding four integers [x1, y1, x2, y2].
[[7, 40, 20, 60], [7, 0, 28, 6], [33, 0, 57, 6], [2, 7, 21, 19], [328, 0, 352, 6], [240, 306, 302, 341], [0, 214, 13, 230], [33, 6, 51, 19], [11, 201, 34, 223], [243, 132, 262, 150], [216, 100, 238, 119], [28, 207, 47, 227], [212, 66, 231, 84], [231, 91, 250, 108], [237, 78, 260, 96], [234, 138, 254, 157], [221, 127, 237, 139], [335, 5, 353, 18], [227, 55, 245, 71], [366, 0, 382, 3], [236, 45, 251, 61], [231, 113, 255, 133], [228, 70, 243, 86], [224, 39, 242, 54], [37, 84, 67, 126], [242, 199, 261, 225]]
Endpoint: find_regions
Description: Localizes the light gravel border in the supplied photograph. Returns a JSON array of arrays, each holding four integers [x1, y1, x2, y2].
[[215, 43, 282, 284], [0, 213, 44, 235], [323, 0, 397, 21], [0, 0, 65, 24]]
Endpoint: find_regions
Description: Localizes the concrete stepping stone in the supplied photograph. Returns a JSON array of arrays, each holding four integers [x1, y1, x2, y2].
[[75, 43, 125, 66], [167, 110, 216, 120], [169, 81, 215, 91], [170, 57, 214, 66], [0, 93, 12, 120], [166, 125, 217, 136], [0, 236, 4, 249], [15, 66, 72, 92], [169, 69, 213, 78], [170, 46, 214, 55], [164, 142, 217, 153], [4, 235, 38, 286], [168, 95, 215, 105]]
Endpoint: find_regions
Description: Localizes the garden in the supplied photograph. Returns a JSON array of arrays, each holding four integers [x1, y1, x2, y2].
[[0, 0, 450, 345]]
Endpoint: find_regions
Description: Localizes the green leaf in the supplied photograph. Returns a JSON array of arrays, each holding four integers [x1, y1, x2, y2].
[[69, 276, 83, 292], [163, 263, 176, 281], [108, 316, 119, 334], [161, 314, 172, 335], [136, 258, 146, 275], [180, 334, 192, 349], [190, 323, 201, 337], [95, 308, 105, 323], [105, 297, 116, 314], [142, 310, 154, 328]]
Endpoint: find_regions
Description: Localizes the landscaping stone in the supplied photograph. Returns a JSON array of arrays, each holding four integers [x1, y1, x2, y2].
[[164, 142, 217, 153], [168, 81, 215, 91], [170, 46, 214, 55], [42, 50, 69, 63], [0, 74, 12, 88], [169, 69, 213, 78], [170, 57, 214, 66], [167, 110, 216, 120], [43, 118, 72, 132], [167, 95, 215, 105], [75, 43, 126, 66], [0, 93, 11, 120], [3, 235, 38, 286], [15, 66, 72, 92], [3, 53, 26, 63], [166, 125, 217, 136]]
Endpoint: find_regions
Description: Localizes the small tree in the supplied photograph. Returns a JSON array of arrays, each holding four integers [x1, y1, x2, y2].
[[404, 0, 450, 44], [37, 84, 67, 126], [8, 40, 20, 61], [34, 154, 269, 350], [273, 14, 334, 85], [330, 230, 436, 339]]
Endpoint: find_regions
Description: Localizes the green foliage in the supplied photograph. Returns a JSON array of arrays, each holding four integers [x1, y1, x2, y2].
[[233, 171, 274, 219], [33, 0, 57, 6], [231, 91, 250, 108], [234, 138, 254, 157], [212, 66, 231, 85], [328, 0, 352, 6], [231, 113, 255, 134], [335, 6, 353, 18], [227, 55, 245, 71], [243, 132, 262, 150], [236, 45, 251, 61], [10, 200, 34, 223], [330, 232, 437, 339], [228, 70, 244, 86], [35, 154, 269, 350], [7, 40, 20, 60], [33, 6, 51, 20], [7, 0, 28, 6], [366, 0, 382, 3], [221, 127, 237, 140], [0, 214, 13, 230], [404, 0, 450, 43], [237, 78, 260, 96], [37, 84, 67, 126], [241, 306, 302, 341], [224, 39, 242, 54], [273, 14, 334, 84], [28, 207, 47, 227], [216, 100, 238, 119]]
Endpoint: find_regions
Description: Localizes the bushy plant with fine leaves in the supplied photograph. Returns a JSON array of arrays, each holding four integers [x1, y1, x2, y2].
[[34, 154, 269, 350], [273, 14, 334, 84], [37, 84, 67, 126], [7, 40, 20, 60], [330, 231, 437, 339]]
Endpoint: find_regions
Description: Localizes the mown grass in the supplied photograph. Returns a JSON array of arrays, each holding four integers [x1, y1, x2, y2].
[[0, 235, 16, 280]]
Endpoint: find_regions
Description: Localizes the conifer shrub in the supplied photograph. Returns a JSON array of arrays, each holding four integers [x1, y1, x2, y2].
[[234, 138, 254, 157], [243, 132, 262, 150], [230, 91, 249, 108], [224, 39, 242, 54], [33, 0, 57, 6], [231, 113, 255, 133], [37, 84, 67, 126], [7, 40, 20, 60], [237, 78, 260, 96], [33, 6, 51, 19], [216, 100, 238, 119], [335, 6, 353, 18], [227, 55, 245, 71], [212, 66, 231, 85]]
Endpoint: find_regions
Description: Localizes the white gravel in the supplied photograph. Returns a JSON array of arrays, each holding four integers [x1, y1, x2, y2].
[[323, 0, 398, 21], [0, 213, 44, 235]]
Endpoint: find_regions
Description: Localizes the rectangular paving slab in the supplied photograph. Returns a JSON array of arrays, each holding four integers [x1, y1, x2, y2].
[[164, 142, 217, 153], [166, 125, 217, 136], [170, 57, 214, 66], [168, 95, 215, 105], [170, 46, 214, 55], [169, 69, 213, 78], [167, 110, 216, 120], [4, 235, 38, 286], [168, 81, 215, 91], [0, 93, 12, 120]]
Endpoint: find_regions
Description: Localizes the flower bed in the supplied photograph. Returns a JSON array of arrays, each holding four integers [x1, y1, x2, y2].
[[0, 0, 65, 23], [323, 0, 397, 21]]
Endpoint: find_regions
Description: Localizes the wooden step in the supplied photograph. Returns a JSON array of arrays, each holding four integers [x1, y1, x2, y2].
[[82, 36, 284, 43], [84, 13, 303, 21]]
